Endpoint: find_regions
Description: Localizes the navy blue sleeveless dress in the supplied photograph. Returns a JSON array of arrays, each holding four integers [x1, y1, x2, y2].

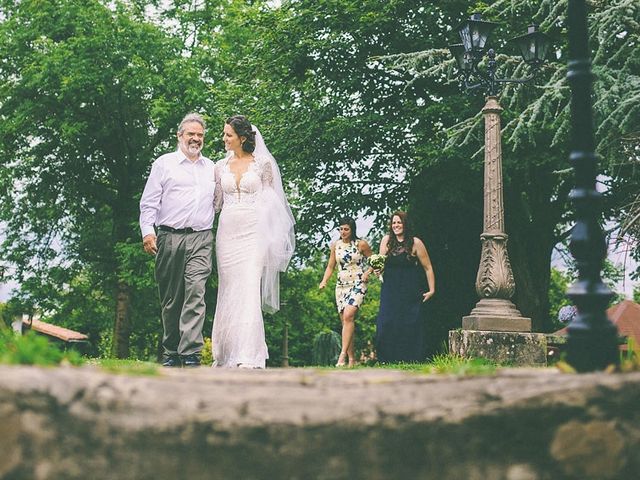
[[375, 246, 426, 363]]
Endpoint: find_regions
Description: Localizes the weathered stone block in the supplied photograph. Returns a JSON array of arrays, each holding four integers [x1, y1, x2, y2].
[[462, 298, 532, 332], [1, 366, 640, 479], [462, 315, 532, 332], [449, 329, 547, 366]]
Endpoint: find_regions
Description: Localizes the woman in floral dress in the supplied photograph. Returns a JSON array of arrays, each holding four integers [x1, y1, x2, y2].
[[319, 217, 372, 366]]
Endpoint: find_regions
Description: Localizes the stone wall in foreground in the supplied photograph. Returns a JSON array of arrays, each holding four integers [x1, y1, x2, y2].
[[1, 366, 639, 480]]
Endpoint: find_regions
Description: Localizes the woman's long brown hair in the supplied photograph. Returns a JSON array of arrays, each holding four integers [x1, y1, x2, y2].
[[386, 211, 415, 256]]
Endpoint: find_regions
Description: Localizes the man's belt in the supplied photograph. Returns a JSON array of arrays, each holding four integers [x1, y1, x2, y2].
[[157, 225, 196, 234]]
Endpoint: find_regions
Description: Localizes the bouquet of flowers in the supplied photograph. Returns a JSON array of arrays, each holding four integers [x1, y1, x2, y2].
[[368, 254, 387, 281]]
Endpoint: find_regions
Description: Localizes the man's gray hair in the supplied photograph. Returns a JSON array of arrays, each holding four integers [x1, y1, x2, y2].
[[178, 113, 206, 133]]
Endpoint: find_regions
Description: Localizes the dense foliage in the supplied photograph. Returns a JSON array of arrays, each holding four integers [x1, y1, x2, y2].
[[0, 0, 209, 357], [384, 0, 639, 332], [0, 0, 637, 362], [0, 326, 83, 366]]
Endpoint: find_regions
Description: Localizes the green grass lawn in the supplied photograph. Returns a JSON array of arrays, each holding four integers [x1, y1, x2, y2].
[[338, 354, 500, 375], [3, 328, 632, 376], [88, 354, 499, 376], [0, 327, 532, 377], [303, 354, 500, 375], [84, 354, 499, 378], [88, 358, 160, 376]]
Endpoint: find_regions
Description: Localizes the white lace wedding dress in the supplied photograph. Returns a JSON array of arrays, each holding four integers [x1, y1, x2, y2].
[[212, 155, 274, 368]]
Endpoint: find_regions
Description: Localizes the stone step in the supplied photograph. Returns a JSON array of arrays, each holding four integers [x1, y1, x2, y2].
[[1, 366, 638, 479]]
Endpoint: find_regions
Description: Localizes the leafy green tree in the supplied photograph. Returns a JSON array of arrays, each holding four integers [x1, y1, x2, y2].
[[633, 286, 640, 304], [549, 258, 626, 331], [0, 302, 9, 328], [0, 0, 207, 357], [548, 267, 573, 331], [3, 0, 634, 360], [384, 0, 639, 333], [189, 0, 479, 356], [187, 0, 469, 238]]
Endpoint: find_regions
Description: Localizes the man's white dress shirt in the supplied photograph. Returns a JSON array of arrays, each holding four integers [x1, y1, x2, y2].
[[139, 150, 216, 238]]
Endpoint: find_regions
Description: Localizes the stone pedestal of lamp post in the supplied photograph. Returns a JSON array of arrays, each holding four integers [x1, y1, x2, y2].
[[449, 96, 547, 366]]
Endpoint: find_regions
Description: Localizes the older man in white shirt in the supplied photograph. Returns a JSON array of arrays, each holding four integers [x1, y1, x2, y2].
[[140, 112, 217, 367]]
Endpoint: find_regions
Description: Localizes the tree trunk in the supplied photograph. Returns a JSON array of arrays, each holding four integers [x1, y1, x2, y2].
[[506, 173, 571, 332], [508, 235, 555, 332], [111, 162, 137, 359], [113, 280, 132, 359]]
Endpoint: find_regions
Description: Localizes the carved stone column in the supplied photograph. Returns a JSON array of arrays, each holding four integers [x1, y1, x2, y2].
[[462, 96, 531, 332]]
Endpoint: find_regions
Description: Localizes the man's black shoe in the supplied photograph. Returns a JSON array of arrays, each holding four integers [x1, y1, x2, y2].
[[161, 355, 182, 368], [181, 354, 201, 367]]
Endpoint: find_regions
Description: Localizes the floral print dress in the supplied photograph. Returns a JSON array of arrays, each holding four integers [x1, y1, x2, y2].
[[335, 240, 368, 313]]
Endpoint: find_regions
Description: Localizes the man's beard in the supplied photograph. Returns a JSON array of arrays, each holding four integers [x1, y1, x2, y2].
[[182, 139, 202, 156], [187, 143, 201, 155]]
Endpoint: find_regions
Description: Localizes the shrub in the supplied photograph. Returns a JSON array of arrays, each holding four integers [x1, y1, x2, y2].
[[201, 337, 213, 367], [0, 328, 83, 366], [620, 337, 640, 372], [311, 330, 341, 366]]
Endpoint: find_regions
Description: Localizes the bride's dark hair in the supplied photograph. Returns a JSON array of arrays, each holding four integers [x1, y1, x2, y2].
[[386, 211, 415, 256], [226, 115, 256, 153]]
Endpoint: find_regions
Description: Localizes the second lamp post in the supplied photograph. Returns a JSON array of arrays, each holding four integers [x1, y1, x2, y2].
[[448, 13, 550, 332]]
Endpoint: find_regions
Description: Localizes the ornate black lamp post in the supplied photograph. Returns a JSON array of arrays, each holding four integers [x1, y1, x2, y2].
[[448, 13, 550, 333], [449, 14, 550, 96], [565, 0, 619, 371]]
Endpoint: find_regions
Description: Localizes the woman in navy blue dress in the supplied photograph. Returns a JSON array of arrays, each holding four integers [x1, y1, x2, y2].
[[374, 211, 435, 363]]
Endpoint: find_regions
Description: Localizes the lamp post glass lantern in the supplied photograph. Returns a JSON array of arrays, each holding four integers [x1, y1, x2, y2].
[[448, 43, 473, 72], [457, 13, 499, 53], [510, 24, 551, 67], [448, 13, 551, 333]]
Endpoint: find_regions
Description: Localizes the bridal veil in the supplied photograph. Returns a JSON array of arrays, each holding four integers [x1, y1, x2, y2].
[[252, 126, 295, 313]]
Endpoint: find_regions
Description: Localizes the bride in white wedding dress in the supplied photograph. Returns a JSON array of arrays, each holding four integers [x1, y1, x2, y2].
[[212, 115, 295, 368]]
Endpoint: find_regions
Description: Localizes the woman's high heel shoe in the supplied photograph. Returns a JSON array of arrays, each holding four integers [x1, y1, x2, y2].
[[335, 353, 347, 367]]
